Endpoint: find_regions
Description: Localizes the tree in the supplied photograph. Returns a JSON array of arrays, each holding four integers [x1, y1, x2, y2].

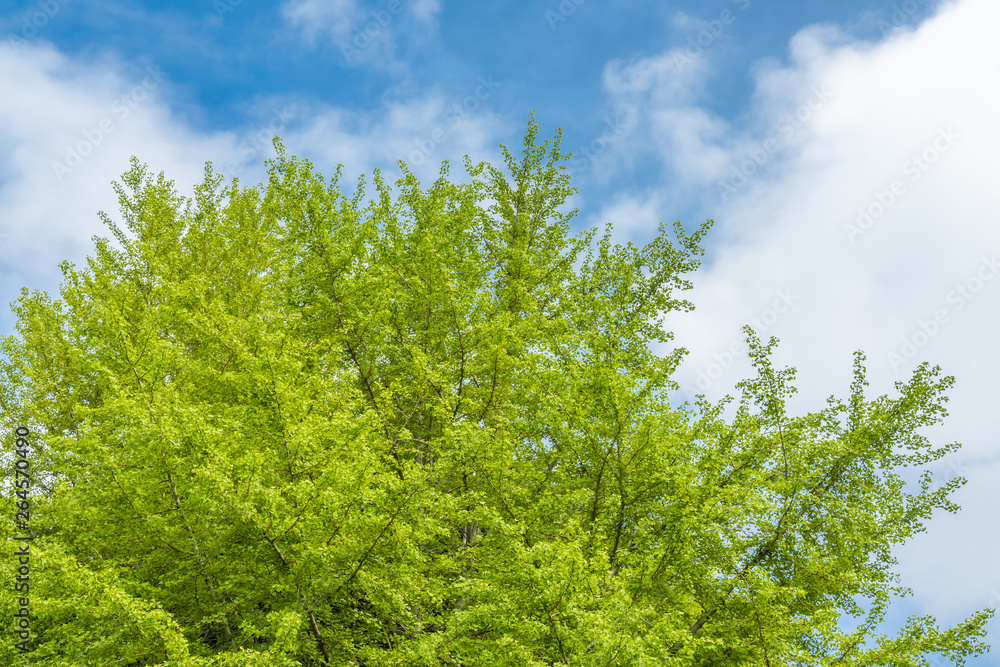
[[0, 118, 992, 665]]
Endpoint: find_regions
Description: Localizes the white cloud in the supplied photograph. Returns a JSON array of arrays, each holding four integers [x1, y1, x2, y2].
[[594, 0, 1000, 626]]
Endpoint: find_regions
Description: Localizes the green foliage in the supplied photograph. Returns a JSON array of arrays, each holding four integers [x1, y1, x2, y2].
[[0, 117, 991, 665]]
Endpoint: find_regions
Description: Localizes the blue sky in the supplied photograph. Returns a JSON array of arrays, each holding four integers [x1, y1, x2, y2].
[[2, 0, 1000, 662]]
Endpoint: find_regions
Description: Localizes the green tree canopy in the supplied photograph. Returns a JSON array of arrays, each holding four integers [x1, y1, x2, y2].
[[0, 119, 991, 665]]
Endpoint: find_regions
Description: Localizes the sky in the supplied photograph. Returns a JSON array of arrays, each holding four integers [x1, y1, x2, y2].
[[1, 0, 998, 660]]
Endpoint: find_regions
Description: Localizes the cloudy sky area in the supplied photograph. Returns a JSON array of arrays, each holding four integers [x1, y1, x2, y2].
[[1, 0, 998, 659]]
